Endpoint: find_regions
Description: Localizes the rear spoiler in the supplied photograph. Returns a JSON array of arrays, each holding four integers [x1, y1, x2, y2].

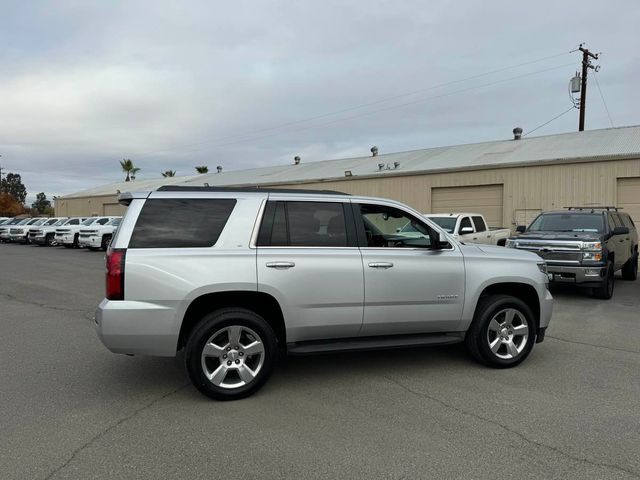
[[118, 191, 151, 206]]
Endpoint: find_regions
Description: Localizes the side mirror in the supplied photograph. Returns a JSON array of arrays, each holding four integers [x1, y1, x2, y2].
[[459, 226, 474, 235], [516, 225, 526, 233], [432, 230, 450, 249], [612, 226, 629, 236]]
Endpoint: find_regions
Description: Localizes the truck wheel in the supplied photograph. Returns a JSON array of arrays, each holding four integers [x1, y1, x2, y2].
[[101, 234, 112, 251], [465, 294, 535, 368], [621, 253, 638, 281], [72, 233, 79, 248], [185, 308, 278, 401], [45, 233, 55, 247], [592, 262, 615, 299]]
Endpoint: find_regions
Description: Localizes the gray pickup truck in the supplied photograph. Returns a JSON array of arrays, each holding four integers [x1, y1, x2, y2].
[[506, 207, 638, 299]]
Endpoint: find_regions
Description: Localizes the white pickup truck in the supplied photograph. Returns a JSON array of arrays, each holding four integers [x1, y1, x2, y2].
[[425, 213, 511, 246]]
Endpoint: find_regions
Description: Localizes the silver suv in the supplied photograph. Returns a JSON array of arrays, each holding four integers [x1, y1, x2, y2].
[[96, 187, 553, 400]]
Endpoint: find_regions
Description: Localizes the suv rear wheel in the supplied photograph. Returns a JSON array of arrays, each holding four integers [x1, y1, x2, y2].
[[465, 295, 536, 368], [621, 253, 638, 281], [185, 308, 277, 400]]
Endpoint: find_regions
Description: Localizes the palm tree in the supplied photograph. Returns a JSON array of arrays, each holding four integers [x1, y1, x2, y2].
[[195, 166, 209, 174], [120, 159, 140, 182], [162, 170, 176, 177]]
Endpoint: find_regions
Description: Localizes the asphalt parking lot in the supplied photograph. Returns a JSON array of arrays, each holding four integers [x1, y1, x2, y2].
[[1, 243, 639, 480]]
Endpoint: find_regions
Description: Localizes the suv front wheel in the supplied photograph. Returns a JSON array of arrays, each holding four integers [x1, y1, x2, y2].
[[465, 295, 536, 368], [185, 308, 278, 401]]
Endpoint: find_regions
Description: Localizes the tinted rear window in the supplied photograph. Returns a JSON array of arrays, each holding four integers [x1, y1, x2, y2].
[[129, 199, 236, 248], [529, 213, 604, 233]]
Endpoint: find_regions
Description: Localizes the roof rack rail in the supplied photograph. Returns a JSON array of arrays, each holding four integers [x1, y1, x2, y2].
[[156, 185, 350, 195], [564, 206, 620, 211]]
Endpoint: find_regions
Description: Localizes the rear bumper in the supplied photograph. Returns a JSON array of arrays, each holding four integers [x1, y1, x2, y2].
[[95, 299, 179, 356], [547, 264, 606, 286]]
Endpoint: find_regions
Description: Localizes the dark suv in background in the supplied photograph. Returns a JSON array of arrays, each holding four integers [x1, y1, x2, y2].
[[506, 207, 638, 299]]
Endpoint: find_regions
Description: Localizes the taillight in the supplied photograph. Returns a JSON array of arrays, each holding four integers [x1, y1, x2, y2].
[[106, 248, 126, 300]]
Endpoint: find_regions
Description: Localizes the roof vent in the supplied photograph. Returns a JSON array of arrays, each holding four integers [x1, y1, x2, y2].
[[513, 127, 523, 140], [371, 146, 378, 157], [393, 161, 400, 169], [294, 156, 301, 165], [378, 163, 385, 171], [216, 166, 223, 173]]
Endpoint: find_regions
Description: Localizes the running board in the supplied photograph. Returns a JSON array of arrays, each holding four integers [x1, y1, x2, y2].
[[287, 333, 464, 355]]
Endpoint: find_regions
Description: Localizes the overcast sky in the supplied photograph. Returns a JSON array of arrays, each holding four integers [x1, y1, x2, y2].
[[1, 0, 639, 202]]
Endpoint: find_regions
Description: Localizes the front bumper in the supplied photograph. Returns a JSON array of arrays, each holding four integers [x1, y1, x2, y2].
[[9, 234, 28, 243], [546, 264, 606, 286], [55, 233, 75, 245], [95, 299, 179, 357], [78, 235, 102, 248], [30, 235, 47, 245]]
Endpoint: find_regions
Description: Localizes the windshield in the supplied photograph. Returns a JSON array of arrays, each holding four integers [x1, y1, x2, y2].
[[427, 217, 458, 234], [528, 213, 604, 233], [54, 218, 68, 226], [108, 217, 122, 226], [43, 218, 58, 226], [81, 217, 97, 226]]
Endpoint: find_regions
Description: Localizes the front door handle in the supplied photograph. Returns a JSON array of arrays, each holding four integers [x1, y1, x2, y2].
[[266, 262, 295, 269], [368, 262, 394, 269]]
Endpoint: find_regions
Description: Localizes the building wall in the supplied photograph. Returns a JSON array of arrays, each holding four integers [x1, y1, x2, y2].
[[274, 158, 640, 228], [56, 158, 640, 228], [55, 194, 124, 217]]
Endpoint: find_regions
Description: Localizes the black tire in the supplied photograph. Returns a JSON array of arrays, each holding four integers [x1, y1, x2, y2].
[[621, 253, 638, 281], [101, 234, 112, 251], [45, 233, 54, 247], [185, 308, 278, 401], [592, 262, 614, 299], [72, 233, 79, 248], [465, 294, 536, 368]]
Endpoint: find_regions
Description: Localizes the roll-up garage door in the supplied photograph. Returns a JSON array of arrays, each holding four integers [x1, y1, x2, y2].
[[431, 184, 504, 227], [617, 177, 640, 226], [103, 203, 125, 216]]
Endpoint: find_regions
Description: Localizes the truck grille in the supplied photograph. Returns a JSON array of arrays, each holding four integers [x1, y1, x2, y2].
[[515, 240, 582, 264], [10, 228, 24, 234], [30, 230, 42, 237]]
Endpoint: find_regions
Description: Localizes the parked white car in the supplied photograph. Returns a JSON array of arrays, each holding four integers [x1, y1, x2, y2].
[[8, 217, 48, 243], [55, 216, 115, 248], [425, 213, 511, 246], [0, 218, 29, 241], [78, 217, 122, 250], [29, 217, 84, 246]]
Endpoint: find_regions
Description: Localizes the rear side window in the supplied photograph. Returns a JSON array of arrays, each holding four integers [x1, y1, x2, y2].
[[459, 217, 473, 233], [257, 201, 351, 247], [472, 216, 487, 232], [129, 199, 236, 248], [619, 213, 635, 228]]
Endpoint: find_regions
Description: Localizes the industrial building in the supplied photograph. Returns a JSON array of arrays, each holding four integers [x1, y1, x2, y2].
[[56, 125, 640, 229]]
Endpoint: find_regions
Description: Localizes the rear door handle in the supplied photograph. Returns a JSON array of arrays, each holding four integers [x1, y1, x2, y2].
[[266, 262, 295, 269], [368, 262, 394, 269]]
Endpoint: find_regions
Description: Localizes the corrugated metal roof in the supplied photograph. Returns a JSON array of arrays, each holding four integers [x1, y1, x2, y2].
[[60, 125, 640, 198]]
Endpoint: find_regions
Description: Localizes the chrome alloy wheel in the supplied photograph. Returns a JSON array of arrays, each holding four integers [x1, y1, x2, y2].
[[486, 308, 529, 360], [200, 325, 265, 389]]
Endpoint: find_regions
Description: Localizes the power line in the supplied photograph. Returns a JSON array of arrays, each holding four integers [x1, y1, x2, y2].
[[134, 50, 573, 159], [136, 61, 574, 157], [523, 106, 577, 137], [593, 70, 614, 127]]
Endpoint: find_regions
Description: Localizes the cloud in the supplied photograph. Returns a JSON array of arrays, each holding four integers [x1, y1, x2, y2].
[[1, 0, 639, 199]]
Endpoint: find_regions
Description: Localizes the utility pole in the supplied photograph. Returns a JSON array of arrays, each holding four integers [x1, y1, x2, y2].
[[578, 44, 599, 131]]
